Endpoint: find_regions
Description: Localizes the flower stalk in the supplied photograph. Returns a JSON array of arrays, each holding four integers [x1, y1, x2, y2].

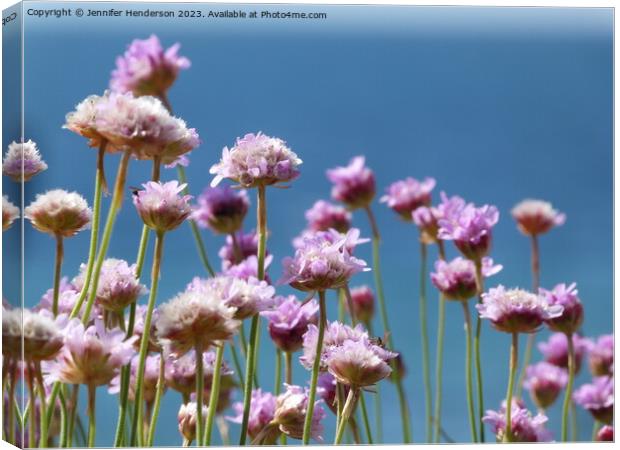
[[561, 333, 575, 441], [418, 241, 432, 442], [204, 344, 225, 445], [473, 258, 486, 442], [461, 301, 478, 443]]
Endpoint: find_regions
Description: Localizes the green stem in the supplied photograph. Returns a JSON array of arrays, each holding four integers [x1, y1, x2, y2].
[[473, 259, 486, 442], [561, 333, 575, 442], [57, 387, 68, 448], [195, 344, 205, 447], [461, 301, 478, 443], [147, 353, 166, 446], [418, 242, 432, 442], [275, 350, 282, 395], [503, 332, 519, 443], [238, 315, 259, 446], [591, 420, 600, 441], [285, 351, 293, 385], [51, 235, 64, 316], [334, 388, 359, 444], [67, 385, 79, 447], [27, 366, 36, 448], [229, 341, 245, 392], [204, 345, 225, 445], [343, 284, 358, 326], [433, 240, 446, 443], [7, 364, 16, 445], [367, 321, 383, 443], [87, 385, 97, 448], [302, 291, 327, 445], [338, 289, 346, 323], [571, 400, 578, 441], [34, 362, 48, 447], [359, 392, 373, 444]]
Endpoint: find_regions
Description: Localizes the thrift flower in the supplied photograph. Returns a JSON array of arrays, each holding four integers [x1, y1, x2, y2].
[[164, 349, 232, 396], [131, 305, 161, 352], [381, 177, 436, 220], [2, 140, 48, 182], [2, 196, 19, 231], [178, 401, 208, 443], [325, 338, 397, 387], [224, 255, 273, 282], [227, 388, 277, 440], [316, 372, 338, 414], [24, 190, 92, 237], [326, 156, 375, 210], [483, 403, 553, 442], [589, 334, 614, 377], [260, 296, 319, 353], [348, 285, 375, 323], [540, 282, 583, 335], [3, 308, 65, 362], [573, 376, 614, 424], [412, 205, 440, 244], [431, 256, 502, 301], [219, 231, 260, 269], [538, 332, 591, 374], [523, 362, 568, 410], [511, 199, 565, 236], [597, 425, 613, 441], [64, 93, 116, 150], [273, 384, 325, 441], [109, 353, 163, 403], [192, 186, 249, 234], [133, 180, 192, 233], [305, 200, 351, 233]]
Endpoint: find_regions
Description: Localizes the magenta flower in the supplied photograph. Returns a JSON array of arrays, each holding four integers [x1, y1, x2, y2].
[[273, 384, 325, 441], [483, 403, 552, 442], [25, 189, 92, 237], [538, 332, 591, 373], [477, 285, 563, 334], [597, 425, 614, 441], [219, 231, 261, 269], [326, 338, 397, 387], [109, 353, 163, 403], [210, 132, 302, 188], [164, 349, 234, 397], [305, 200, 351, 233], [540, 282, 583, 335], [380, 177, 436, 220], [326, 156, 375, 210], [589, 334, 614, 377], [178, 401, 209, 443], [133, 180, 192, 233], [523, 362, 568, 410], [192, 186, 249, 235], [348, 285, 375, 323], [573, 376, 614, 424], [2, 140, 48, 182], [227, 388, 277, 440], [260, 296, 319, 353], [511, 199, 565, 236], [431, 256, 502, 302], [111, 34, 190, 96], [2, 196, 19, 231]]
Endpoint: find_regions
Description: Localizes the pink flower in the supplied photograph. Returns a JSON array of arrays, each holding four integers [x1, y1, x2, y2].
[[64, 93, 118, 151], [523, 362, 568, 410], [25, 189, 92, 237], [305, 200, 351, 233], [273, 384, 325, 441], [178, 401, 208, 442], [3, 308, 65, 362], [260, 296, 319, 353], [431, 256, 502, 301], [325, 338, 397, 387], [223, 255, 273, 282], [2, 140, 48, 182], [2, 196, 19, 231], [164, 349, 234, 396], [538, 332, 591, 374], [192, 186, 249, 234], [597, 425, 613, 441], [348, 285, 375, 323], [540, 282, 583, 335], [326, 156, 375, 210], [511, 199, 565, 236], [412, 206, 441, 244], [133, 180, 192, 233], [573, 376, 614, 424], [219, 231, 261, 270], [589, 334, 614, 377], [483, 403, 553, 442], [380, 177, 436, 220], [227, 388, 277, 440], [109, 353, 163, 403]]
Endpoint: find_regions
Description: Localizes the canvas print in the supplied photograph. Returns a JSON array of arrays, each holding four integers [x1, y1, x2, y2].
[[1, 2, 614, 447]]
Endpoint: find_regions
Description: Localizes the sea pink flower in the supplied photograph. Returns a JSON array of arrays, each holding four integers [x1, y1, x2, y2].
[[589, 334, 614, 377], [164, 348, 234, 397], [260, 296, 319, 353], [477, 285, 563, 334], [511, 199, 565, 236], [64, 93, 119, 151], [2, 140, 48, 182], [109, 353, 163, 403], [219, 231, 261, 270], [130, 305, 161, 352], [2, 196, 19, 231], [431, 256, 502, 302], [133, 180, 192, 233], [596, 425, 613, 441], [316, 372, 338, 414], [192, 186, 249, 234], [227, 388, 277, 440], [305, 200, 352, 233], [210, 132, 302, 188], [540, 282, 583, 335], [25, 189, 92, 237], [325, 338, 397, 387], [223, 254, 273, 282], [178, 401, 208, 443], [412, 205, 440, 244], [2, 308, 65, 362], [538, 332, 591, 374], [573, 376, 614, 424], [523, 362, 568, 410], [483, 403, 553, 442], [273, 384, 325, 441], [292, 227, 369, 254], [326, 156, 375, 210], [381, 177, 436, 220], [348, 285, 375, 323], [111, 34, 191, 96]]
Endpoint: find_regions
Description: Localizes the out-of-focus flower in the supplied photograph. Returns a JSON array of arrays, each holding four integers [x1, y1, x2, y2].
[[523, 362, 568, 410], [223, 255, 273, 282], [538, 333, 591, 374], [178, 401, 208, 443], [483, 403, 553, 442], [2, 308, 65, 362], [2, 196, 19, 231], [111, 34, 190, 96], [261, 296, 319, 353], [133, 181, 192, 233], [326, 156, 375, 210], [164, 349, 233, 397], [192, 186, 249, 234], [210, 132, 302, 188], [2, 140, 48, 182], [412, 206, 440, 244], [573, 376, 614, 424], [431, 257, 502, 301], [589, 334, 614, 377], [292, 228, 369, 254], [109, 353, 163, 403], [540, 283, 583, 335], [305, 200, 351, 233], [511, 199, 565, 236], [348, 285, 375, 323], [227, 388, 277, 440], [326, 338, 397, 387], [596, 425, 613, 441], [380, 177, 435, 220], [477, 286, 563, 334], [219, 231, 261, 270], [130, 305, 161, 352], [273, 384, 325, 441], [25, 190, 92, 237], [316, 372, 338, 414]]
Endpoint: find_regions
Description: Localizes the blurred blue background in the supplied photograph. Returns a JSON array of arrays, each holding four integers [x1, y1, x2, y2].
[[3, 2, 612, 445]]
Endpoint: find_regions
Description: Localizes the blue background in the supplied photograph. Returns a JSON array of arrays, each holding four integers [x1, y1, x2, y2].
[[3, 2, 613, 445]]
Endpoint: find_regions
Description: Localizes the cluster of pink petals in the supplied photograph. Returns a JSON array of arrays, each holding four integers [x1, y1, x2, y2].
[[273, 384, 326, 441], [25, 189, 92, 237], [164, 348, 234, 396], [2, 196, 19, 231], [326, 156, 375, 210], [2, 308, 65, 362], [540, 282, 583, 335], [523, 361, 568, 409], [538, 332, 592, 373], [511, 199, 565, 236], [597, 425, 614, 441], [483, 402, 553, 442], [109, 353, 163, 403], [300, 321, 368, 370], [223, 254, 273, 282], [380, 176, 436, 220], [219, 231, 261, 270], [348, 285, 375, 323], [210, 132, 302, 188], [192, 186, 249, 234], [133, 180, 192, 233], [304, 200, 351, 233], [260, 296, 319, 353], [573, 376, 614, 424], [430, 256, 502, 301], [178, 401, 209, 442], [292, 227, 368, 254], [110, 34, 191, 96], [227, 388, 277, 440], [2, 140, 48, 182], [130, 305, 161, 352], [589, 334, 614, 376]]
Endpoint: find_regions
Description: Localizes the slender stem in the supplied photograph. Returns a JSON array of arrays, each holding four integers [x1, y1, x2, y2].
[[231, 231, 243, 264], [366, 321, 383, 443], [57, 387, 68, 448], [27, 365, 36, 448], [359, 392, 374, 444], [473, 259, 486, 442], [343, 284, 358, 326], [571, 400, 578, 441], [417, 242, 432, 442], [338, 289, 346, 323], [275, 349, 282, 395], [349, 416, 362, 444], [238, 316, 259, 446], [433, 240, 446, 443], [34, 362, 48, 447], [531, 234, 540, 290], [334, 388, 359, 444], [503, 332, 519, 443], [146, 353, 166, 446], [461, 301, 478, 442], [285, 352, 293, 385], [51, 235, 64, 316], [591, 420, 600, 441], [256, 185, 267, 281], [229, 341, 245, 391], [562, 333, 575, 442], [67, 385, 79, 447], [195, 344, 205, 447], [365, 205, 411, 443], [302, 291, 327, 445], [130, 232, 165, 446], [87, 385, 97, 448], [7, 364, 16, 445], [336, 383, 345, 432], [204, 345, 225, 445], [217, 416, 231, 446]]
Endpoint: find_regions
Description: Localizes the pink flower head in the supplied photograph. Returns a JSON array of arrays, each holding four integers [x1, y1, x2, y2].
[[64, 93, 119, 151], [573, 376, 614, 424], [223, 254, 273, 282], [130, 305, 161, 352], [431, 256, 502, 302], [178, 401, 209, 442], [597, 425, 614, 441], [2, 140, 48, 182], [133, 180, 192, 233], [111, 34, 191, 96], [511, 199, 566, 236], [538, 332, 591, 373], [316, 372, 338, 414], [273, 384, 325, 441], [227, 388, 277, 440], [589, 334, 614, 377], [165, 154, 190, 169], [348, 285, 375, 323], [412, 205, 441, 244], [219, 231, 261, 270], [210, 132, 302, 188], [305, 200, 351, 233], [540, 282, 583, 335], [192, 186, 249, 235], [260, 296, 319, 353], [2, 196, 19, 231], [164, 348, 234, 396], [109, 353, 163, 403], [380, 177, 436, 220], [326, 156, 375, 210], [523, 362, 568, 410], [483, 403, 553, 442], [281, 229, 369, 292], [477, 285, 563, 334], [292, 227, 369, 255], [3, 308, 65, 362], [25, 189, 92, 238]]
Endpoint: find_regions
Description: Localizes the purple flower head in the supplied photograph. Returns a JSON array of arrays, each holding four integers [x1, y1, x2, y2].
[[292, 227, 369, 255], [540, 282, 583, 335], [133, 180, 192, 233], [573, 376, 614, 424], [2, 140, 48, 182], [164, 348, 234, 396], [219, 231, 261, 270], [25, 189, 92, 238], [178, 401, 209, 442], [210, 132, 302, 188], [109, 353, 163, 403], [165, 154, 190, 169], [2, 196, 19, 231], [316, 372, 338, 414], [64, 93, 122, 152], [523, 362, 568, 410], [305, 200, 352, 233], [412, 206, 442, 244], [260, 295, 319, 353], [477, 285, 563, 334], [483, 403, 553, 442], [274, 384, 325, 442], [511, 199, 565, 236], [130, 305, 161, 353], [348, 285, 375, 323], [192, 186, 249, 235], [326, 156, 375, 210], [380, 177, 436, 220], [281, 228, 369, 292], [3, 308, 65, 362], [431, 256, 502, 302], [227, 388, 277, 440], [589, 334, 614, 377], [538, 332, 591, 373], [597, 425, 614, 442], [111, 34, 191, 96], [223, 254, 273, 282]]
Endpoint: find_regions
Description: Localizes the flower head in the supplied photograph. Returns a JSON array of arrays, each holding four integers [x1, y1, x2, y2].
[[109, 353, 163, 403], [2, 140, 48, 182], [412, 206, 441, 244], [2, 196, 19, 231], [325, 338, 397, 387], [348, 285, 375, 323], [223, 255, 273, 282], [540, 282, 583, 335], [260, 296, 319, 353], [316, 372, 338, 414], [178, 401, 208, 443], [111, 34, 190, 96], [304, 200, 352, 233], [589, 334, 614, 377], [133, 180, 192, 233], [219, 231, 261, 270], [164, 349, 234, 396], [511, 199, 565, 236], [477, 285, 563, 334], [597, 425, 614, 441], [3, 308, 65, 362], [431, 257, 502, 301], [210, 132, 302, 188], [523, 362, 568, 410], [192, 186, 249, 234], [64, 93, 117, 150], [227, 388, 277, 440], [538, 332, 591, 373], [130, 305, 161, 352], [326, 156, 375, 210], [381, 177, 436, 220], [273, 384, 325, 441], [483, 403, 552, 442], [573, 376, 614, 424], [25, 190, 92, 237]]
